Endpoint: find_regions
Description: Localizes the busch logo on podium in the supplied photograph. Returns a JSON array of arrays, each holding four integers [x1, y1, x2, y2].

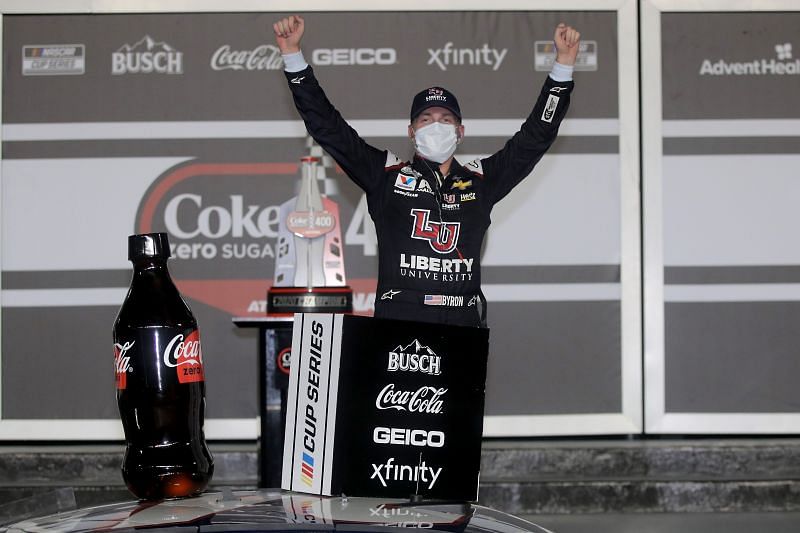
[[267, 141, 352, 314]]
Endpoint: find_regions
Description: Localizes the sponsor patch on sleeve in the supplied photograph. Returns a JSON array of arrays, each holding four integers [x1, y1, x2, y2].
[[541, 94, 560, 123]]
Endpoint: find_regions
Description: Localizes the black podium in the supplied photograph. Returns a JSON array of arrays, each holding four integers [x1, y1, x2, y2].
[[282, 313, 490, 501], [232, 316, 294, 488]]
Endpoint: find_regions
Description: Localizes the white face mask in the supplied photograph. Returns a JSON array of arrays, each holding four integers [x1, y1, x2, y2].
[[413, 122, 459, 164]]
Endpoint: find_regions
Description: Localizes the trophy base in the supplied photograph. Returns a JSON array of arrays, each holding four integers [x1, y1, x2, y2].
[[267, 286, 353, 315]]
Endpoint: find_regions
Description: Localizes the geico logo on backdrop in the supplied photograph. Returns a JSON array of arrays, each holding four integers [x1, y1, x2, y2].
[[388, 339, 441, 376], [699, 42, 799, 76], [210, 44, 283, 71], [373, 426, 445, 448], [427, 42, 507, 71], [22, 45, 85, 76], [112, 35, 183, 75], [312, 48, 397, 66]]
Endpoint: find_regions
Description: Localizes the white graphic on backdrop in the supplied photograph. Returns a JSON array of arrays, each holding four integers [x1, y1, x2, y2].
[[112, 35, 183, 75], [699, 43, 799, 76]]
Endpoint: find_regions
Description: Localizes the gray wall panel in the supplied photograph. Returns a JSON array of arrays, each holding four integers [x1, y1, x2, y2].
[[485, 301, 621, 416], [665, 302, 800, 413]]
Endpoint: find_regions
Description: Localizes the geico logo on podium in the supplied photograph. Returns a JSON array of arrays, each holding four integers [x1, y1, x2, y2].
[[373, 426, 445, 448], [370, 457, 443, 489], [312, 48, 397, 66]]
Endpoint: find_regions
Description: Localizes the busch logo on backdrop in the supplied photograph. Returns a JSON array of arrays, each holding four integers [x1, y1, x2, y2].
[[163, 330, 205, 383], [112, 35, 183, 75]]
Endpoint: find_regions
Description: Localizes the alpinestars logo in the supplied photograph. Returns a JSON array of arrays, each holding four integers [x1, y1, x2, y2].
[[699, 42, 799, 76], [112, 35, 183, 75], [410, 209, 460, 254]]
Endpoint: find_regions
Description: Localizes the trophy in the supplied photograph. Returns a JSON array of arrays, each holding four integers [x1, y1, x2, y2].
[[267, 141, 353, 314]]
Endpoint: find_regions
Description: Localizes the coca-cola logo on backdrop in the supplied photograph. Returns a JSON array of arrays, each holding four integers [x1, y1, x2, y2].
[[210, 44, 283, 71], [135, 161, 377, 317]]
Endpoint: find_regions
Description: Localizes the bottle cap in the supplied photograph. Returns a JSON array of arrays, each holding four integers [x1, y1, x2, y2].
[[128, 233, 171, 260]]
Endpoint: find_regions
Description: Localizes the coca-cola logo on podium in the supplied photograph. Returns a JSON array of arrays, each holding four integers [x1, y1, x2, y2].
[[375, 384, 447, 414], [135, 161, 376, 317]]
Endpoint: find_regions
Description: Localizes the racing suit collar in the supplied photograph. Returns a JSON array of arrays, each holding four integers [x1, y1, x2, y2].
[[412, 154, 463, 180]]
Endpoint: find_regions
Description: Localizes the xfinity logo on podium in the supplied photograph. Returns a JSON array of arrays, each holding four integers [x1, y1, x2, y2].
[[370, 457, 443, 489]]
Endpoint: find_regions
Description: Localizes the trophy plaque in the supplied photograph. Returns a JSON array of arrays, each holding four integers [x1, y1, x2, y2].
[[267, 143, 353, 314]]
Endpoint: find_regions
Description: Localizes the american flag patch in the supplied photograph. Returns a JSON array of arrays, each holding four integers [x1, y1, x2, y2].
[[424, 294, 444, 306]]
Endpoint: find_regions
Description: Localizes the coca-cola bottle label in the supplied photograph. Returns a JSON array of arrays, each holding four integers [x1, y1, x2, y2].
[[114, 327, 205, 389], [114, 341, 135, 390], [163, 329, 205, 384]]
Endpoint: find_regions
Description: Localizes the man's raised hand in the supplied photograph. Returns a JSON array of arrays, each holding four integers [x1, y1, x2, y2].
[[554, 23, 581, 66], [273, 15, 305, 54]]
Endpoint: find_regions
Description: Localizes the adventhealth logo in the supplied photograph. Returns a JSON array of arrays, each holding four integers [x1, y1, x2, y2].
[[699, 42, 799, 76]]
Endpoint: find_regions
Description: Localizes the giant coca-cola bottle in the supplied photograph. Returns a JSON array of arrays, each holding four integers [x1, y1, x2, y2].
[[114, 232, 214, 500]]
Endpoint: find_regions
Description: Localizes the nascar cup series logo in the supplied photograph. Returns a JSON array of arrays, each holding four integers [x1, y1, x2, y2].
[[112, 35, 183, 75], [22, 45, 85, 76]]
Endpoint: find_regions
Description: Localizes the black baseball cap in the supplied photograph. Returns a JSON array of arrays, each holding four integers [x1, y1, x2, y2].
[[410, 86, 461, 122]]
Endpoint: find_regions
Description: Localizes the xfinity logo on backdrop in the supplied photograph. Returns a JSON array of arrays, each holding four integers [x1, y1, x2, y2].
[[22, 45, 85, 75], [112, 35, 183, 75], [312, 48, 397, 66], [699, 43, 799, 76], [210, 44, 283, 71], [427, 42, 507, 71]]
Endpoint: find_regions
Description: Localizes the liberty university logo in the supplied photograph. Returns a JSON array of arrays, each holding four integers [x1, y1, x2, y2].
[[409, 209, 460, 254]]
